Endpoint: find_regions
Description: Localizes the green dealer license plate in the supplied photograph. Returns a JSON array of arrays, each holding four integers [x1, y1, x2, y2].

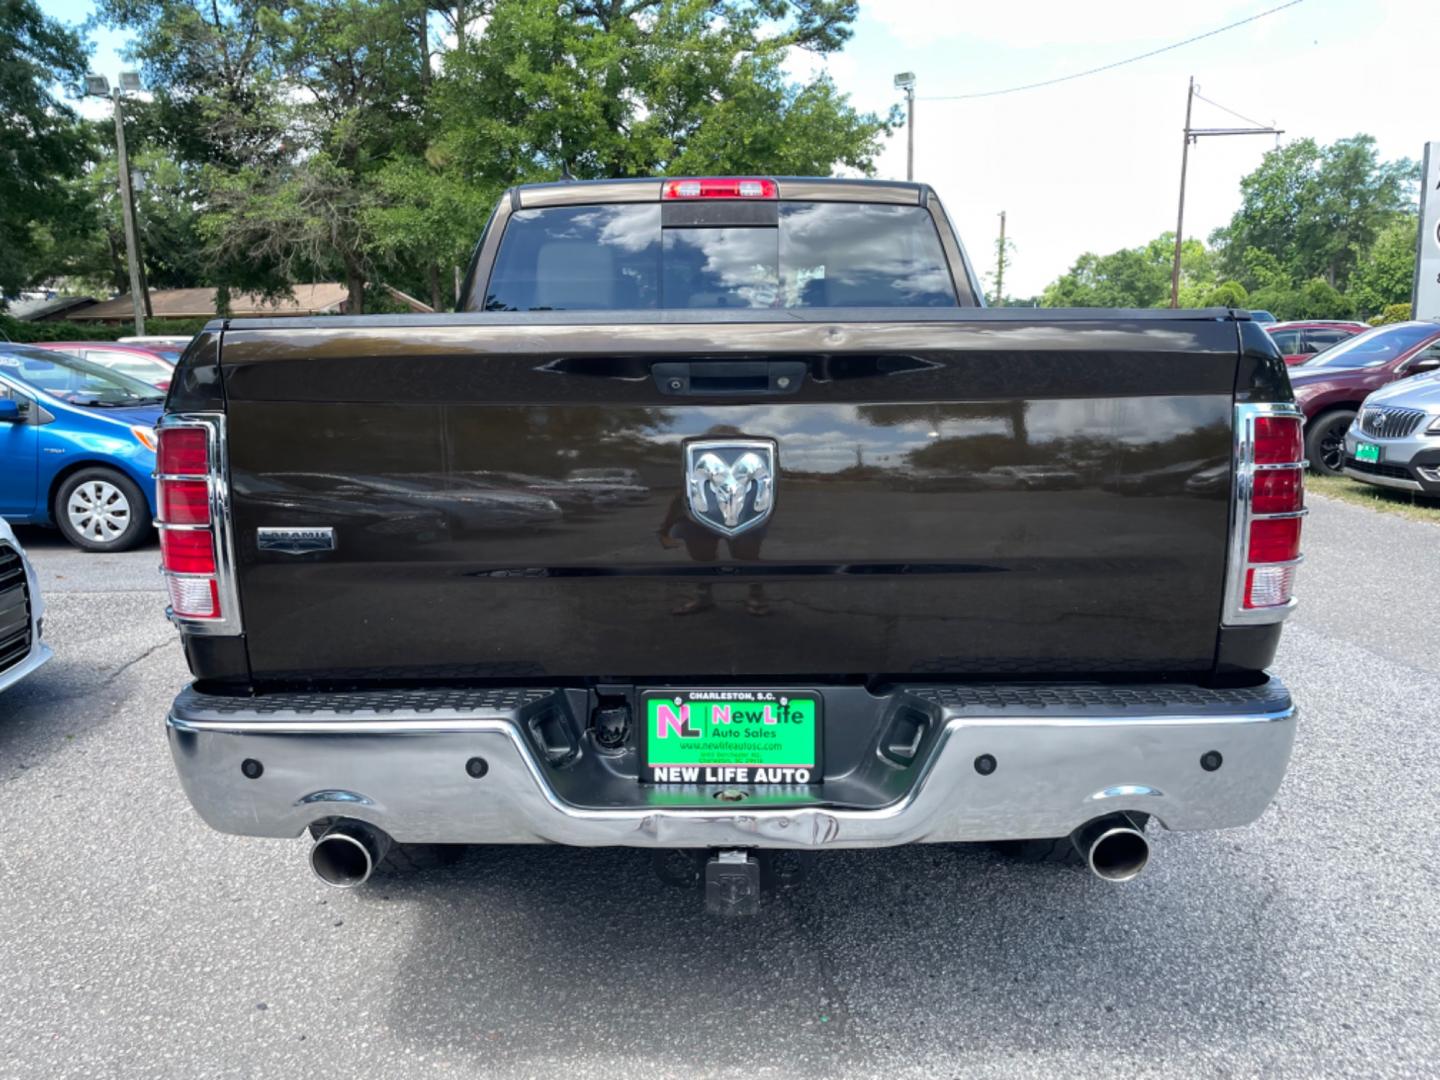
[[641, 690, 821, 785], [1355, 442, 1381, 464]]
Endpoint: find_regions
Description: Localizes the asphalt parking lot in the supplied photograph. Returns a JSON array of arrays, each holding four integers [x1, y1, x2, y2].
[[2, 495, 1438, 1079]]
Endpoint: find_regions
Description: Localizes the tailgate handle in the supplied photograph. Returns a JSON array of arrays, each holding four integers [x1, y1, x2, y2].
[[652, 361, 806, 396]]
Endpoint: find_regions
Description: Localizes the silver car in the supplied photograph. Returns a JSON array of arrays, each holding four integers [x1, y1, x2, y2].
[[0, 517, 51, 693], [1343, 374, 1440, 494]]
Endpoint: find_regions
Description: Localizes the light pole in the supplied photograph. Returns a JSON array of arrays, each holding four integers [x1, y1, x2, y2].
[[894, 72, 916, 181], [85, 72, 146, 335], [1169, 77, 1282, 308]]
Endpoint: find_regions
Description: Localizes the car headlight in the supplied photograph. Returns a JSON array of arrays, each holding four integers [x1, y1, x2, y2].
[[1428, 416, 1440, 435]]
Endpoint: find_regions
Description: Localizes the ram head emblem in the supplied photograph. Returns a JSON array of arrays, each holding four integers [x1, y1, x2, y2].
[[684, 440, 776, 537]]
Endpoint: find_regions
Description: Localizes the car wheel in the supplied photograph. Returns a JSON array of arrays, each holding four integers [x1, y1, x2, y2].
[[54, 468, 151, 552], [1305, 410, 1355, 476]]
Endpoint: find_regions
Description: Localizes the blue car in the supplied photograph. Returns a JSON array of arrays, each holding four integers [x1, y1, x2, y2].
[[0, 342, 163, 552]]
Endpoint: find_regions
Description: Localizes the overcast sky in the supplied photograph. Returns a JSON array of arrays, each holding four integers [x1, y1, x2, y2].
[[64, 0, 1436, 298]]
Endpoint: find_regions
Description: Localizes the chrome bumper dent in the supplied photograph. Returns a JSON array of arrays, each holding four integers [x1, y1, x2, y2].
[[166, 684, 1296, 849]]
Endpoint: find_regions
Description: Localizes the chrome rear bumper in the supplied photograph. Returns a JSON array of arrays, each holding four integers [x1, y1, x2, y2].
[[166, 681, 1296, 849]]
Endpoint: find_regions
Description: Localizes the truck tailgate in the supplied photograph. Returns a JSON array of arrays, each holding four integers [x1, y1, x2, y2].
[[217, 312, 1238, 682]]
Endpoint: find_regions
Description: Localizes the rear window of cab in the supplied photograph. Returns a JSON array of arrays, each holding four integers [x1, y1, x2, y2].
[[483, 202, 958, 311]]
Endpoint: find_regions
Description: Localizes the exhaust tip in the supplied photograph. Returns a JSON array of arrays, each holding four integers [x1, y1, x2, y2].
[[309, 822, 389, 889], [1087, 825, 1150, 882], [1071, 813, 1151, 883]]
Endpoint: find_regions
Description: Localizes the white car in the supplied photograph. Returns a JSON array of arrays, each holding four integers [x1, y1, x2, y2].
[[0, 517, 51, 692]]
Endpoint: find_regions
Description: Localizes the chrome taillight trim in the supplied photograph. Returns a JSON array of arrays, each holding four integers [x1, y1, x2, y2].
[[1223, 402, 1304, 626], [156, 413, 242, 636]]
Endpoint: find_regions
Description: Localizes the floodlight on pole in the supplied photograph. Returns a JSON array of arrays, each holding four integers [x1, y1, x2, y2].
[[894, 73, 916, 182], [85, 71, 147, 334]]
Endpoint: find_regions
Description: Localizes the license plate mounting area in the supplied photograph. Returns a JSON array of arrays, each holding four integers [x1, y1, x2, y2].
[[640, 689, 821, 785]]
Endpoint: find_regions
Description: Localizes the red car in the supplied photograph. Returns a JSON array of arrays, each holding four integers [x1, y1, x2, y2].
[[29, 341, 177, 391], [1265, 320, 1370, 366], [1289, 321, 1440, 473]]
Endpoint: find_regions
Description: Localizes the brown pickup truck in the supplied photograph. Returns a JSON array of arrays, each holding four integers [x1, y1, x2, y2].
[[160, 176, 1302, 914]]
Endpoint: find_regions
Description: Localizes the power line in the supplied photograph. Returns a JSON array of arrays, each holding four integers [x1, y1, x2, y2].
[[920, 0, 1306, 101], [1192, 90, 1270, 131]]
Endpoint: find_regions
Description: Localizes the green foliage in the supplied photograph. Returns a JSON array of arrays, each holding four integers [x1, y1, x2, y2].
[[432, 0, 885, 185], [1348, 217, 1420, 316], [1041, 233, 1212, 309], [95, 0, 290, 170], [0, 0, 93, 298], [1369, 303, 1414, 327], [1203, 281, 1249, 308], [91, 0, 886, 313], [0, 314, 211, 343], [1246, 278, 1357, 322], [1044, 137, 1419, 318], [984, 227, 1015, 306], [1292, 278, 1355, 320], [1211, 135, 1418, 295], [36, 135, 211, 296]]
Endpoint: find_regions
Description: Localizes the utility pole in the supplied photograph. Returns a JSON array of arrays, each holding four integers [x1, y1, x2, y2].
[[894, 72, 916, 181], [111, 91, 145, 335], [1169, 76, 1283, 308], [87, 73, 147, 334], [1169, 78, 1195, 310], [994, 211, 1007, 306]]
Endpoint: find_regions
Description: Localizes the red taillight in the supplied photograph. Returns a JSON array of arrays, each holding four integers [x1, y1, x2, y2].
[[161, 529, 216, 575], [1251, 468, 1303, 514], [663, 178, 777, 200], [158, 423, 225, 621], [158, 427, 208, 475], [1233, 409, 1305, 615], [1248, 516, 1302, 563], [160, 479, 210, 525], [1253, 416, 1302, 464]]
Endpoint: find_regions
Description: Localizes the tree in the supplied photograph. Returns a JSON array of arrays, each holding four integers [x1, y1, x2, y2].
[[985, 221, 1014, 306], [96, 0, 290, 170], [1347, 216, 1419, 316], [252, 0, 434, 309], [1202, 281, 1248, 308], [432, 0, 886, 185], [1041, 233, 1213, 308], [43, 131, 210, 295], [389, 0, 892, 306], [0, 0, 92, 298], [97, 0, 297, 300], [1246, 277, 1356, 322], [1211, 136, 1417, 293], [97, 0, 889, 311]]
